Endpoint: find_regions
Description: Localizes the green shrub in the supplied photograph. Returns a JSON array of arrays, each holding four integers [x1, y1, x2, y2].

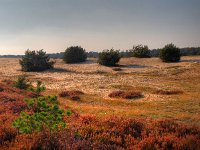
[[13, 75, 30, 90], [19, 50, 55, 72], [29, 80, 45, 97], [13, 96, 71, 133], [98, 49, 121, 66], [160, 44, 181, 62], [129, 44, 151, 58], [63, 46, 87, 63]]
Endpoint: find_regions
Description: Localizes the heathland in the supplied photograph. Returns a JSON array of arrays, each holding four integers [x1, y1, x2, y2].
[[0, 56, 200, 149]]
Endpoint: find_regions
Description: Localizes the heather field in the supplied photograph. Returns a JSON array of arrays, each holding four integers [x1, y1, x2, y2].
[[0, 56, 200, 124], [0, 56, 200, 149]]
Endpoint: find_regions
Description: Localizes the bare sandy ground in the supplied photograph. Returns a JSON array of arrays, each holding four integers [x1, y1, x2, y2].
[[0, 56, 200, 98]]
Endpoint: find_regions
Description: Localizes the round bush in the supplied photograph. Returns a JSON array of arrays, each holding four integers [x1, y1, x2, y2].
[[160, 43, 181, 62], [98, 49, 121, 66], [131, 44, 151, 58], [19, 50, 55, 72], [63, 46, 87, 63]]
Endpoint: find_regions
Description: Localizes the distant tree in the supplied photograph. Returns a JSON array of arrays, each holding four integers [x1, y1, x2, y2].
[[129, 44, 151, 58], [19, 50, 55, 72], [160, 43, 180, 62], [98, 49, 121, 66], [63, 46, 87, 63]]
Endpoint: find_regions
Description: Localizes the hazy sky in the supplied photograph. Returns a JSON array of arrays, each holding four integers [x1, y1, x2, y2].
[[0, 0, 200, 55]]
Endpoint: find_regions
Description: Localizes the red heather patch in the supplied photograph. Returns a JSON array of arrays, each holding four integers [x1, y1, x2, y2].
[[59, 90, 84, 101], [109, 90, 142, 99]]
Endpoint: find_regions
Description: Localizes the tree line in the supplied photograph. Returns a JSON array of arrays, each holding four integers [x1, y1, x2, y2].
[[18, 43, 187, 72]]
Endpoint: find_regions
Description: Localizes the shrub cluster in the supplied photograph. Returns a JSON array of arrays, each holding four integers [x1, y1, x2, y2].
[[63, 46, 87, 63], [98, 49, 121, 66], [160, 43, 181, 62], [13, 75, 30, 90], [13, 75, 45, 97], [153, 89, 183, 95], [59, 90, 84, 101], [130, 44, 151, 58], [19, 50, 55, 72], [108, 90, 142, 99]]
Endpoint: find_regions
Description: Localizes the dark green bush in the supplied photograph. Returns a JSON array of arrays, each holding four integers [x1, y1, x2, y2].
[[63, 46, 87, 63], [130, 44, 151, 58], [13, 75, 30, 90], [98, 49, 121, 66], [19, 50, 55, 72], [160, 44, 181, 62]]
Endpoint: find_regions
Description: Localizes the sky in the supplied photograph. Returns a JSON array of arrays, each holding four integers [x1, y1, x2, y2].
[[0, 0, 200, 55]]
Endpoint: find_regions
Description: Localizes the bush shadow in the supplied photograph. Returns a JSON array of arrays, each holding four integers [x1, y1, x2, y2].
[[45, 68, 76, 73], [119, 64, 150, 69]]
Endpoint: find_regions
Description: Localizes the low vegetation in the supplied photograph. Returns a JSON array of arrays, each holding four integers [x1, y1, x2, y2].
[[13, 75, 45, 97], [29, 80, 45, 97], [98, 49, 121, 66], [108, 90, 142, 99], [13, 96, 70, 134], [63, 46, 87, 63], [59, 90, 84, 101], [153, 89, 184, 95], [160, 43, 181, 62], [19, 49, 55, 72], [13, 74, 30, 90]]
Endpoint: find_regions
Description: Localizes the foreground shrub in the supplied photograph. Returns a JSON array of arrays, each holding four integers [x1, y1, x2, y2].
[[160, 43, 181, 62], [13, 75, 30, 90], [130, 44, 151, 58], [98, 49, 121, 66], [29, 80, 45, 97], [63, 46, 87, 63], [108, 90, 142, 99], [13, 96, 72, 133], [19, 49, 55, 72]]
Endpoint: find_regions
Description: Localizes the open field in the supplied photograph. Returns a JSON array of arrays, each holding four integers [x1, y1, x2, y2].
[[0, 56, 200, 126]]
